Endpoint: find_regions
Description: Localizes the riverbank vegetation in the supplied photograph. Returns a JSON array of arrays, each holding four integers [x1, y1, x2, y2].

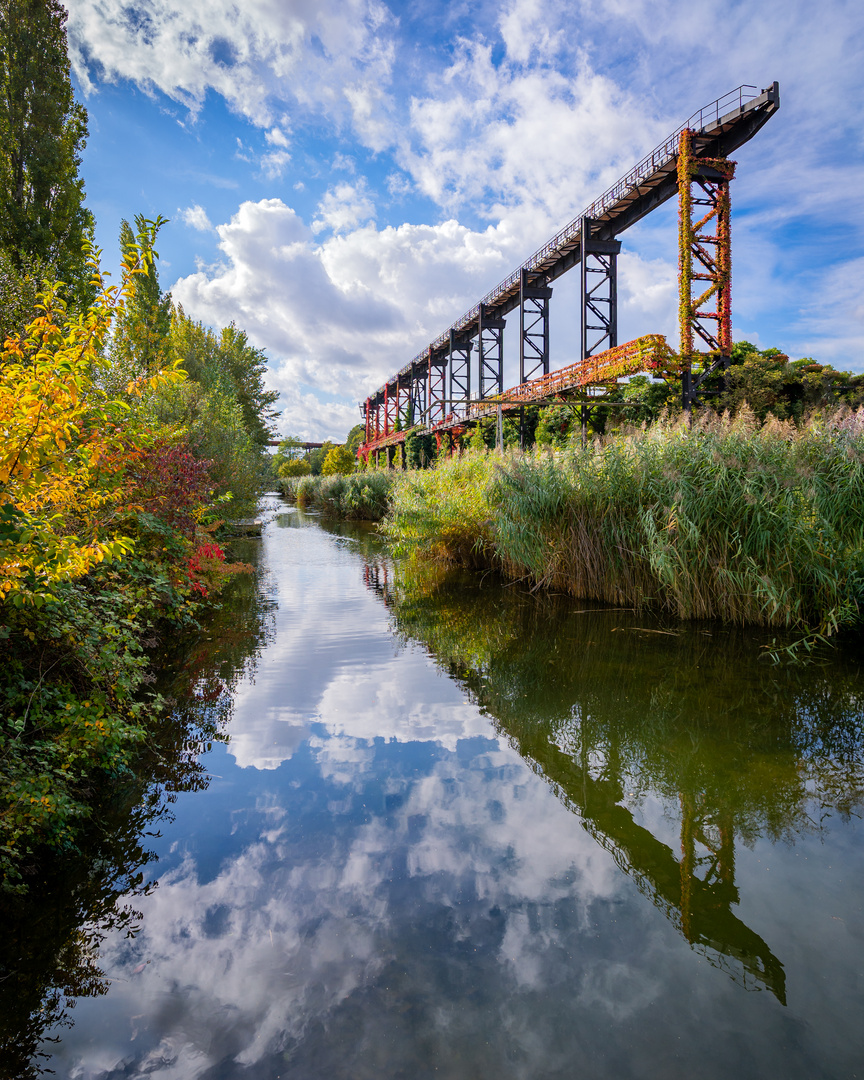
[[0, 1, 278, 892], [381, 409, 864, 643]]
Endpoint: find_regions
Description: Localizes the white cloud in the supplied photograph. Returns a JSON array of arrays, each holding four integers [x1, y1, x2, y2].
[[170, 197, 526, 438], [312, 180, 376, 234], [265, 126, 291, 149], [260, 148, 292, 179], [68, 0, 398, 131], [178, 203, 214, 232]]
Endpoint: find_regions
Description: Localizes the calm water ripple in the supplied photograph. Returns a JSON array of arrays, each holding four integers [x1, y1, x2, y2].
[[11, 494, 864, 1078]]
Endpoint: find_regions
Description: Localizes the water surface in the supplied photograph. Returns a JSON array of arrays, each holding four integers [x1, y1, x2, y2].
[[8, 494, 864, 1078]]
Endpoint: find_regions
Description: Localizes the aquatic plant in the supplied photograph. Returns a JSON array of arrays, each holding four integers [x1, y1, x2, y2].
[[278, 469, 396, 520]]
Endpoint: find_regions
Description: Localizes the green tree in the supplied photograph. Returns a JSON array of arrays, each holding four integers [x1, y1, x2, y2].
[[322, 444, 355, 476], [307, 442, 334, 475], [171, 306, 279, 449], [345, 423, 366, 457], [109, 215, 172, 384], [0, 0, 93, 307]]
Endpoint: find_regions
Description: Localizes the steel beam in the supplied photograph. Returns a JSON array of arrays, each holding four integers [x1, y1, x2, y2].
[[580, 217, 621, 360], [520, 269, 553, 383], [478, 303, 506, 400]]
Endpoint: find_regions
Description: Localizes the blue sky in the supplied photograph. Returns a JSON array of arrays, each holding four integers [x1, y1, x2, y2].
[[67, 0, 864, 440]]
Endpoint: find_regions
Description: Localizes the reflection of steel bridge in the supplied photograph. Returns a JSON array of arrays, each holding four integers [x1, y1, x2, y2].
[[361, 559, 786, 1003], [358, 82, 780, 462]]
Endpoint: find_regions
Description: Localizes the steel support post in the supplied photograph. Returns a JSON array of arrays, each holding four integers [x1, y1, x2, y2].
[[449, 329, 472, 413], [364, 399, 371, 444], [384, 383, 393, 437], [580, 217, 621, 360], [428, 348, 447, 425], [410, 363, 425, 428], [519, 268, 553, 383], [677, 128, 735, 414], [478, 303, 506, 400]]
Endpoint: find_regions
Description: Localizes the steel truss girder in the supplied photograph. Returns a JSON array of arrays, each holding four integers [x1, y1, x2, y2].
[[580, 216, 621, 360], [449, 329, 472, 407], [677, 129, 735, 411], [520, 268, 553, 383], [478, 303, 506, 400]]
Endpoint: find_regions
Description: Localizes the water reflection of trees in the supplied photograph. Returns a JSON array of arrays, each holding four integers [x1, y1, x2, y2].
[[364, 559, 864, 1006], [0, 539, 274, 1079]]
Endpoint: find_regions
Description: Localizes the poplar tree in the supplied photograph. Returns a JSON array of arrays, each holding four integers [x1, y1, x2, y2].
[[0, 0, 93, 307]]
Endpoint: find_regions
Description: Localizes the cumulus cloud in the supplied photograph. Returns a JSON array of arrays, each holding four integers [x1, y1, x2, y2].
[[169, 197, 528, 436]]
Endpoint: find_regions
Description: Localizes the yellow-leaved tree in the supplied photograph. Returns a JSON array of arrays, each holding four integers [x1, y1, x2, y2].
[[0, 218, 183, 605]]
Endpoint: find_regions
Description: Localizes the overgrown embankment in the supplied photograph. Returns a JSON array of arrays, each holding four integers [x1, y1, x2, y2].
[[383, 411, 864, 638], [1, 232, 266, 893]]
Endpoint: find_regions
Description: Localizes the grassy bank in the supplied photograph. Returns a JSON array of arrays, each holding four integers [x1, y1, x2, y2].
[[277, 470, 396, 520], [382, 410, 864, 639]]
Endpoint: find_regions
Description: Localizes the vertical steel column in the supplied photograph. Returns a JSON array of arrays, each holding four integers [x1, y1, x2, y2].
[[677, 128, 735, 414], [428, 348, 447, 425], [478, 302, 506, 400], [449, 329, 472, 412], [519, 268, 552, 383], [580, 217, 621, 360], [364, 399, 371, 444], [410, 361, 425, 429], [383, 382, 391, 436]]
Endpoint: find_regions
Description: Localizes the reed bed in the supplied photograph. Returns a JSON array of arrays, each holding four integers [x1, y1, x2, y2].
[[383, 409, 864, 636], [277, 470, 396, 520]]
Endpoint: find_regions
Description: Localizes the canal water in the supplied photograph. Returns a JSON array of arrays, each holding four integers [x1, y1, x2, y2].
[[5, 493, 864, 1078]]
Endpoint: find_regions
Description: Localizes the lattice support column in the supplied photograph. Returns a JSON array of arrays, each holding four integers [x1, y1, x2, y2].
[[678, 128, 735, 413], [428, 347, 447, 425], [395, 377, 409, 432], [384, 383, 395, 437], [449, 329, 472, 412], [410, 363, 425, 428], [478, 303, 506, 400], [520, 268, 553, 383], [580, 217, 621, 360]]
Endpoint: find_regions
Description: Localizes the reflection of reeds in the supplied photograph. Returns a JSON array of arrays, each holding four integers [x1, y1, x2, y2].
[[384, 410, 864, 635], [278, 471, 395, 520]]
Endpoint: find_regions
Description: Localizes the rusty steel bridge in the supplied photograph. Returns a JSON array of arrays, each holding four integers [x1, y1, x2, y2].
[[358, 82, 780, 463]]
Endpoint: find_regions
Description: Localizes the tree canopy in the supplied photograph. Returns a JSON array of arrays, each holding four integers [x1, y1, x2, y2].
[[0, 0, 93, 307]]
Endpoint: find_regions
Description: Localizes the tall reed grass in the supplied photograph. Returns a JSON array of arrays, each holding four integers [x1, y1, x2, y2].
[[277, 470, 395, 520], [383, 409, 864, 636]]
